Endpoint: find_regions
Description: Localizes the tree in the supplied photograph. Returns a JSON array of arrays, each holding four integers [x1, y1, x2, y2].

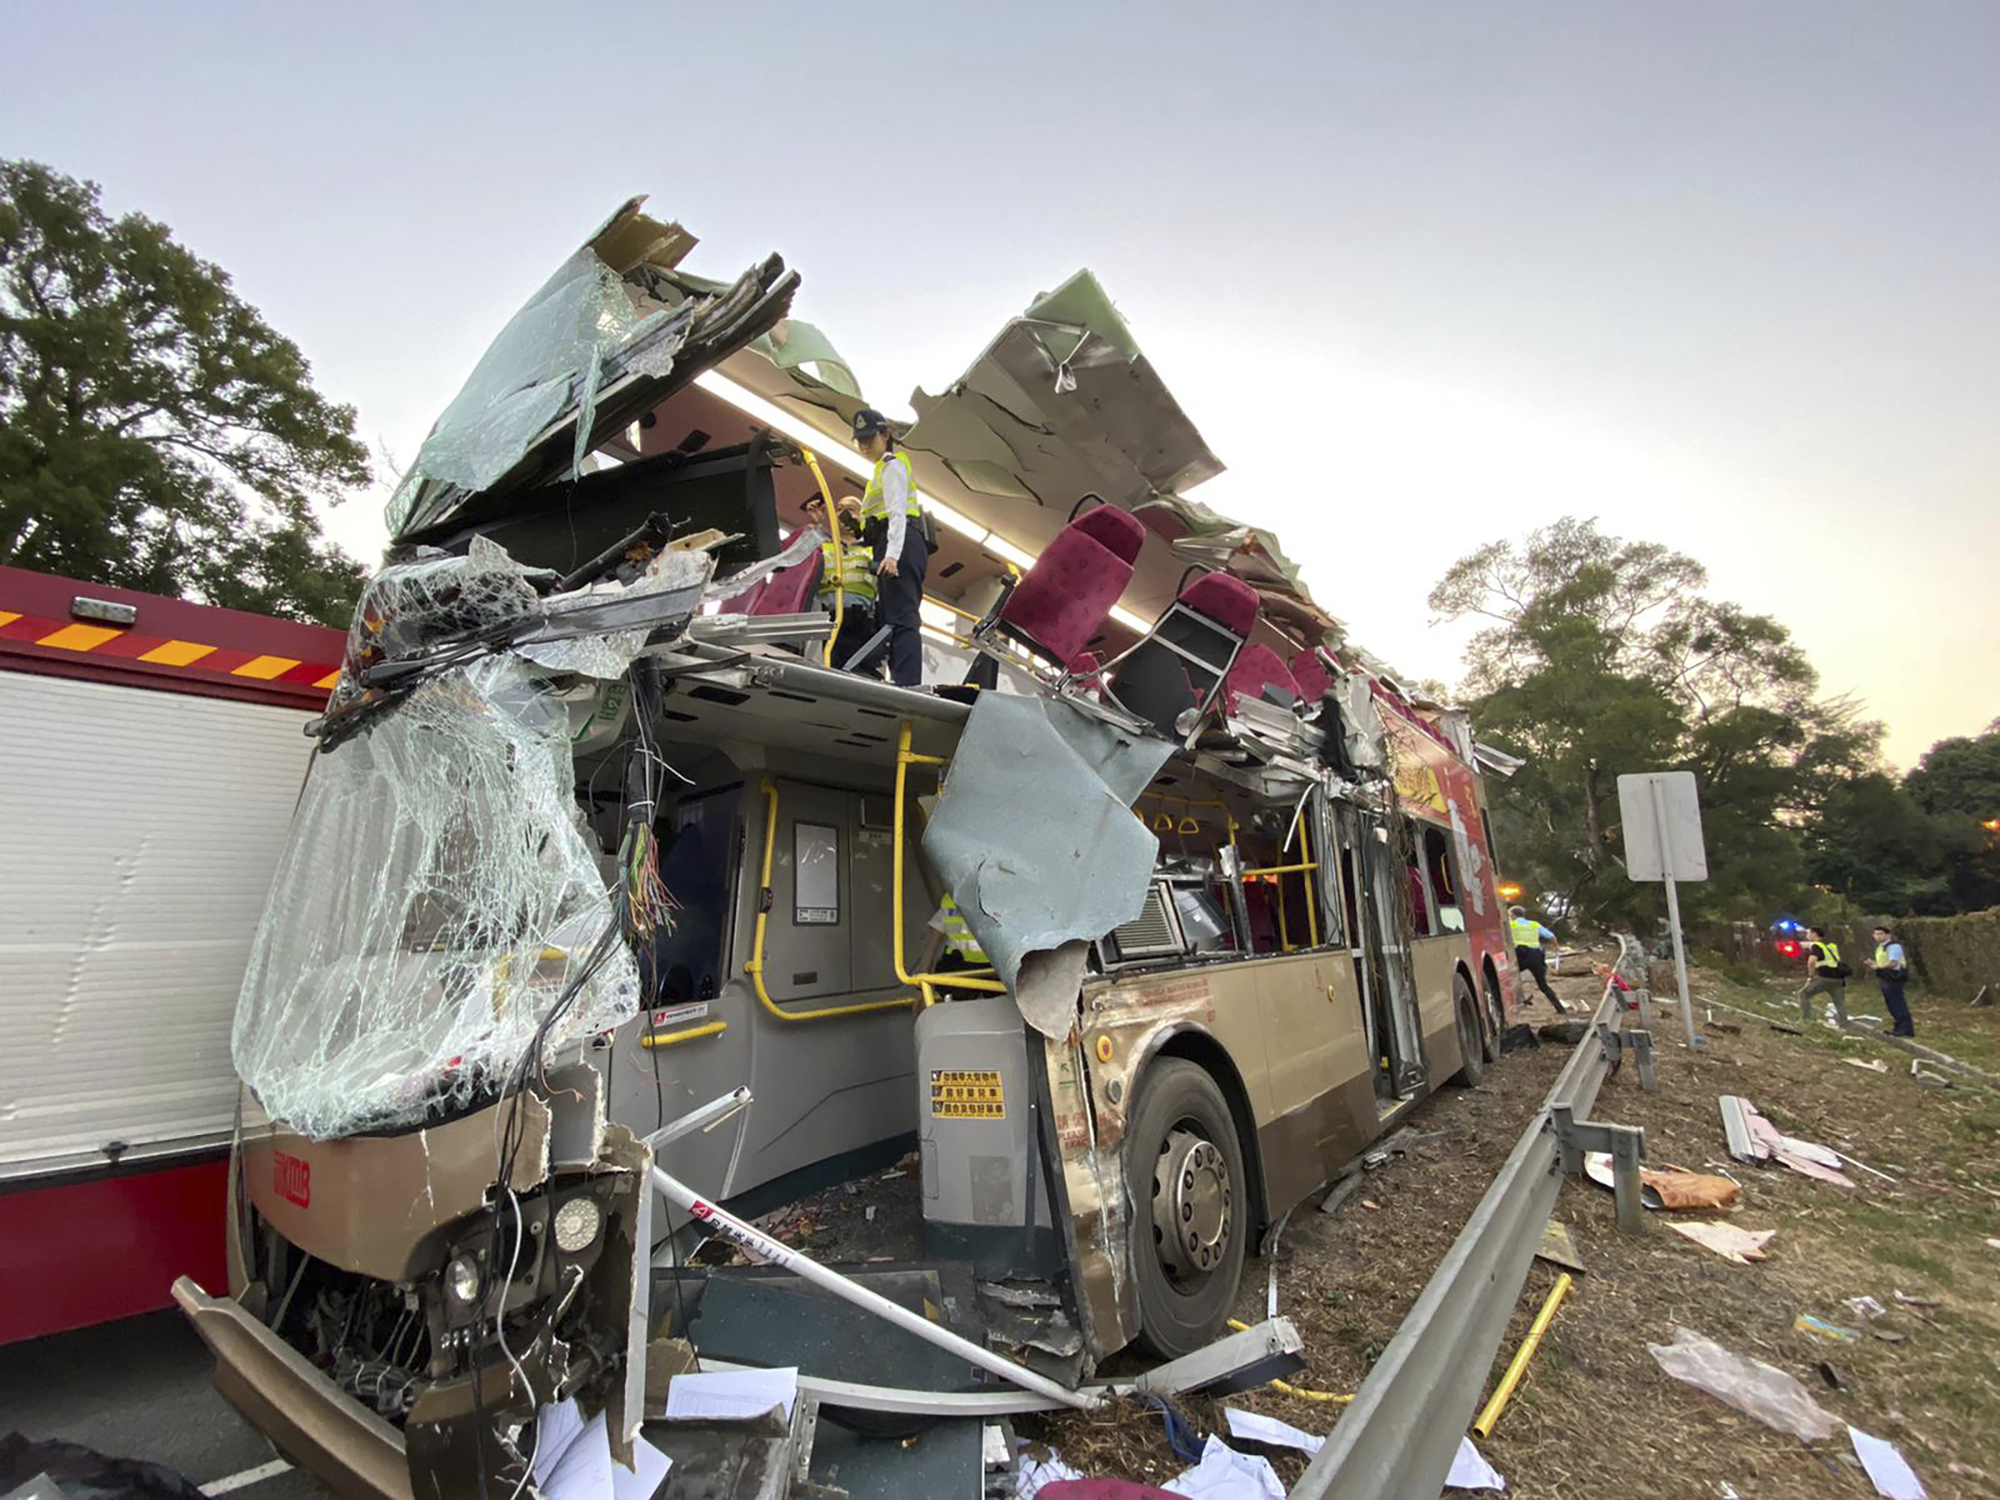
[[0, 160, 368, 626], [1431, 516, 1873, 930], [1902, 728, 2000, 912]]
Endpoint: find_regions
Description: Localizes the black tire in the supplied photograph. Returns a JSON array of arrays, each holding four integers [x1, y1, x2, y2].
[[1452, 974, 1486, 1087], [1126, 1059, 1249, 1359], [1481, 966, 1505, 1064]]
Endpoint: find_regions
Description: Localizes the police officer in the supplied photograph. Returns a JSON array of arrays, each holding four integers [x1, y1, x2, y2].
[[851, 407, 927, 687], [1869, 924, 1915, 1037], [804, 494, 876, 670], [1509, 905, 1569, 1013], [1797, 924, 1850, 1027]]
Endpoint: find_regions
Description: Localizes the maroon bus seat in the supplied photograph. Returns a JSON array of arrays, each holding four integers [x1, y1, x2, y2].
[[993, 505, 1146, 667], [1290, 646, 1333, 705], [1222, 643, 1303, 715], [1101, 570, 1260, 741], [749, 550, 824, 616]]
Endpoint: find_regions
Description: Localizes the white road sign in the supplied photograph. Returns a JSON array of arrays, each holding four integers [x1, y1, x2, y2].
[[1618, 771, 1708, 883]]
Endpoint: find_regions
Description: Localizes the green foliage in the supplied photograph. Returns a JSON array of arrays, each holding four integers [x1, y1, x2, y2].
[[1431, 516, 1872, 930], [0, 160, 368, 626]]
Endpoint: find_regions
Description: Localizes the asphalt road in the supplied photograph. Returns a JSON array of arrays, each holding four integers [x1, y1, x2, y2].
[[0, 1310, 332, 1500]]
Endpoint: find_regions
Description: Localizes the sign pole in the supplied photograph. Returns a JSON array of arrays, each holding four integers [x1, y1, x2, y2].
[[1649, 777, 1700, 1048]]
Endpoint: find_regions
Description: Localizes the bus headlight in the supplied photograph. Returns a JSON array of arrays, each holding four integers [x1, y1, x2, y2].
[[446, 1253, 482, 1304]]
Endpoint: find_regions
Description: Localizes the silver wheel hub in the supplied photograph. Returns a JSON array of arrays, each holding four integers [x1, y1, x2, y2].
[[1152, 1128, 1231, 1281]]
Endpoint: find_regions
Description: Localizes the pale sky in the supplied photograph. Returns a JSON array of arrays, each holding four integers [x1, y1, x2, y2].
[[6, 1, 1995, 765]]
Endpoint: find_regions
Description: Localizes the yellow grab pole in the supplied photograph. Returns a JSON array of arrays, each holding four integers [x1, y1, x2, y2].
[[1472, 1272, 1573, 1439], [893, 722, 1005, 998], [800, 448, 843, 667]]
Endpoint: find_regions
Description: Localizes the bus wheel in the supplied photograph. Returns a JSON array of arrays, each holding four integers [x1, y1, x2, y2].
[[1452, 975, 1486, 1087], [1481, 967, 1505, 1064], [1128, 1059, 1248, 1359]]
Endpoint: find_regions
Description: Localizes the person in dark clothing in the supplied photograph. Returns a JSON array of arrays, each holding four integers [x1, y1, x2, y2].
[[1797, 923, 1850, 1026], [851, 406, 928, 688], [1509, 905, 1569, 1013], [1869, 923, 1916, 1037]]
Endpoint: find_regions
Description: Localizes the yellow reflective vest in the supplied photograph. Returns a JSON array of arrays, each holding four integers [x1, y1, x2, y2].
[[1810, 940, 1841, 970], [936, 895, 988, 963], [1510, 916, 1547, 949], [860, 451, 919, 524], [818, 539, 876, 606]]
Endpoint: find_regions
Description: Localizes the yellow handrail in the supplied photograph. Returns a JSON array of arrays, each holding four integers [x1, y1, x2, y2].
[[745, 779, 915, 1021], [1242, 819, 1320, 950], [893, 721, 1009, 1005], [800, 448, 844, 669], [641, 1020, 729, 1049]]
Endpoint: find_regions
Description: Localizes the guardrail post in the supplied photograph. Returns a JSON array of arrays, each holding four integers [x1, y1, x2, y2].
[[1595, 1025, 1658, 1094], [1551, 1103, 1647, 1235]]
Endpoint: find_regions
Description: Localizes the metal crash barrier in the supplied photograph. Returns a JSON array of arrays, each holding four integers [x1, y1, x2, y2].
[[1289, 938, 1653, 1499]]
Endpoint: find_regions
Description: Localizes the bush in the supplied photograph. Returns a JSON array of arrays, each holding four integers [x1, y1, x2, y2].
[[1898, 908, 2000, 999]]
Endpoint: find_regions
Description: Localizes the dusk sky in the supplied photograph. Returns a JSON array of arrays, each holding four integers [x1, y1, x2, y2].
[[6, 1, 1993, 765]]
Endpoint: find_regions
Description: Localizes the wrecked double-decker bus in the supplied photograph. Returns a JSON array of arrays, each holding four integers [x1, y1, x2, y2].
[[176, 198, 1522, 1498]]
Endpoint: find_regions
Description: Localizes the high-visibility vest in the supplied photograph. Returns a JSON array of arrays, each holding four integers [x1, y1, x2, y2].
[[937, 895, 988, 963], [1810, 940, 1841, 969], [860, 451, 920, 524], [1510, 916, 1546, 949], [818, 539, 877, 606], [1875, 942, 1905, 974]]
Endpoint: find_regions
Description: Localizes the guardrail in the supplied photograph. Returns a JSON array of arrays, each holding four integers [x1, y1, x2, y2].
[[1290, 946, 1643, 1498]]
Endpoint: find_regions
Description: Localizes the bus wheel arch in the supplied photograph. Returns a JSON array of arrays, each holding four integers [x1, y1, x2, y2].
[[1124, 1033, 1261, 1359]]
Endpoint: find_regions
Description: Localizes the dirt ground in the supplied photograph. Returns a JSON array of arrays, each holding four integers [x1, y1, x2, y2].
[[1029, 958, 2000, 1497]]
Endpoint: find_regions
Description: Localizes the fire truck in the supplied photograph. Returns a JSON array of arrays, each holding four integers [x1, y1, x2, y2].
[[0, 566, 342, 1343]]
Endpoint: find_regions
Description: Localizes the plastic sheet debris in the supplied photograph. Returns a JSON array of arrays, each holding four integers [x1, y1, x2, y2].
[[1162, 1436, 1283, 1499], [1222, 1408, 1323, 1455], [1583, 1154, 1740, 1211], [1445, 1437, 1506, 1492], [1846, 1296, 1888, 1320], [1667, 1222, 1774, 1264], [1018, 1446, 1087, 1498], [663, 1367, 798, 1422], [1846, 1058, 1891, 1074], [1850, 1426, 1926, 1499], [1733, 1098, 1859, 1189], [1794, 1314, 1861, 1342], [1646, 1326, 1838, 1443]]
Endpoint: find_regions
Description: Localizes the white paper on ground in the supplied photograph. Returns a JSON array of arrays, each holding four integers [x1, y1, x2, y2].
[[1446, 1436, 1506, 1492], [1850, 1426, 1925, 1499], [1164, 1435, 1285, 1500], [1223, 1408, 1326, 1456], [663, 1366, 799, 1422], [534, 1400, 589, 1489], [1667, 1221, 1776, 1264]]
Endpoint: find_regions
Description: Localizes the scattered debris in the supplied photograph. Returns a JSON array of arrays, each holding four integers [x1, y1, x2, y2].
[[1647, 1326, 1839, 1442], [1534, 1219, 1586, 1275], [1223, 1409, 1323, 1456], [1793, 1314, 1861, 1343], [1666, 1222, 1775, 1264], [1872, 1328, 1910, 1345], [1537, 1021, 1591, 1046], [1164, 1435, 1284, 1499], [1848, 1425, 1926, 1499], [1727, 1097, 1859, 1188], [1473, 1272, 1572, 1438], [1361, 1200, 1382, 1212], [1845, 1058, 1890, 1074], [1317, 1177, 1362, 1216], [1445, 1437, 1506, 1492], [1893, 1291, 1941, 1310], [1845, 1296, 1888, 1320], [1971, 985, 1992, 1009], [1499, 1024, 1541, 1055], [1818, 1361, 1848, 1392], [1642, 1166, 1741, 1211]]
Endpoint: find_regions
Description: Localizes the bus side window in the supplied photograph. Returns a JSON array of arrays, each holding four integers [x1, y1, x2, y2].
[[1423, 825, 1466, 934]]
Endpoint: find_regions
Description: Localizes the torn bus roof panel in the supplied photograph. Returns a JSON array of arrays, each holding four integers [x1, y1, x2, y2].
[[903, 269, 1223, 515], [922, 694, 1173, 1040], [388, 199, 797, 543]]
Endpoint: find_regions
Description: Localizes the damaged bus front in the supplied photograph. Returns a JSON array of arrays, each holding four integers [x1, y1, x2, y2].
[[179, 197, 1521, 1500]]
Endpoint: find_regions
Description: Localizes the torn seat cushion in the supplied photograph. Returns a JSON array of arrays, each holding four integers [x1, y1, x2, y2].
[[998, 506, 1147, 666], [1102, 570, 1261, 738], [750, 550, 824, 616], [1178, 571, 1260, 636], [1289, 647, 1332, 704], [1222, 643, 1302, 715]]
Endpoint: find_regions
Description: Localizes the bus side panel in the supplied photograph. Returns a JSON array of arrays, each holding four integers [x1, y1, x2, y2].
[[1412, 937, 1469, 1081], [1247, 956, 1377, 1217]]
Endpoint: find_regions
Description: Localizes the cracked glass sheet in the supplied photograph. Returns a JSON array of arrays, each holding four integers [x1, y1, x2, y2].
[[922, 695, 1172, 1039], [903, 270, 1221, 512], [386, 204, 697, 541], [233, 550, 652, 1139], [748, 317, 861, 399]]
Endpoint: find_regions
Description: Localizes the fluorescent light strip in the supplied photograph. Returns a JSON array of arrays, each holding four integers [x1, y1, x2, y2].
[[696, 369, 1154, 634]]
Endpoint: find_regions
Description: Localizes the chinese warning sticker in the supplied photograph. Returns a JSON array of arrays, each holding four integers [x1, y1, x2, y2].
[[930, 1068, 1005, 1119]]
